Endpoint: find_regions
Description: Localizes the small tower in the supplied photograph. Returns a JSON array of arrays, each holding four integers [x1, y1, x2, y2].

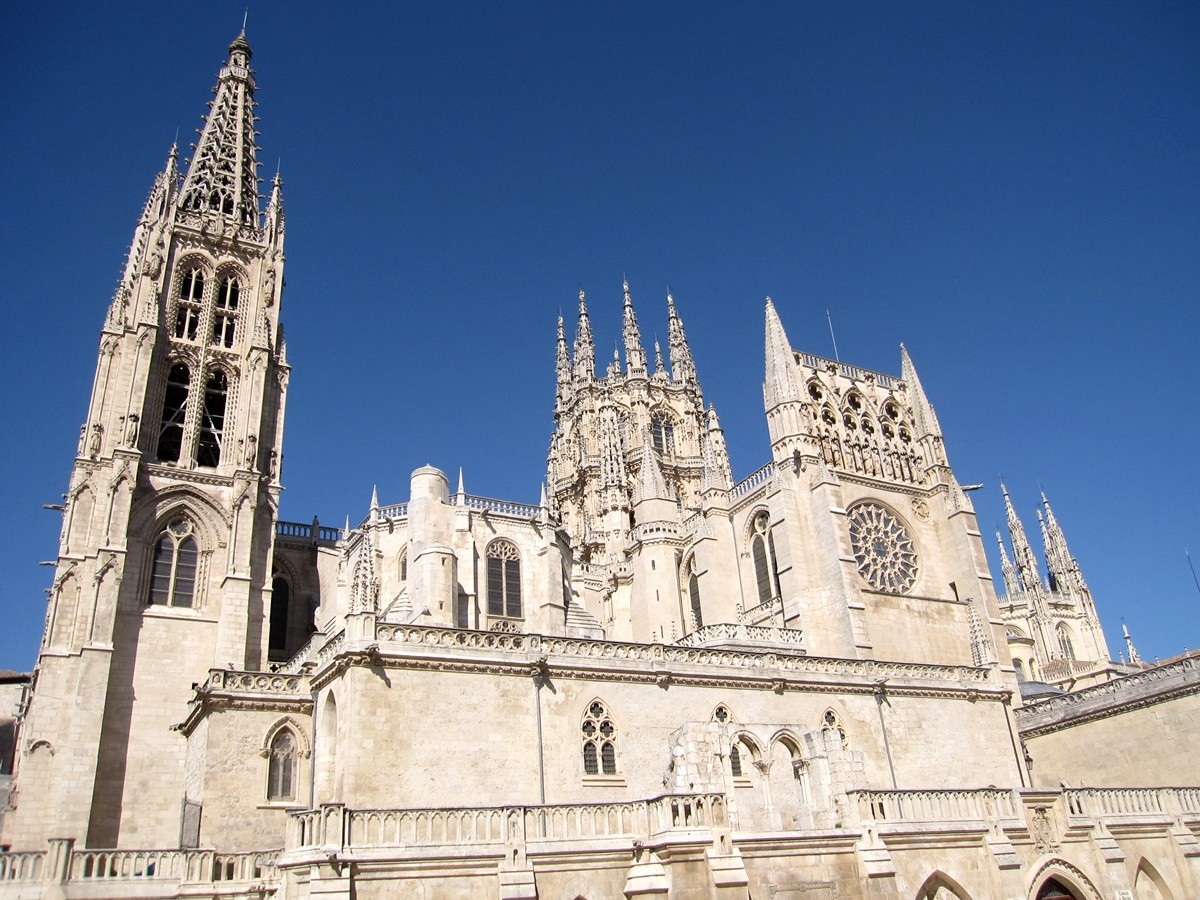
[[6, 31, 290, 851]]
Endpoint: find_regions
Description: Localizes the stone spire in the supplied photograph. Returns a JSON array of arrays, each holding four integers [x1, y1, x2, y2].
[[555, 314, 572, 396], [653, 340, 665, 376], [179, 30, 261, 228], [349, 526, 378, 614], [143, 144, 180, 224], [899, 343, 942, 439], [666, 291, 696, 383], [1040, 490, 1084, 596], [633, 435, 671, 503], [265, 171, 285, 248], [1122, 623, 1143, 665], [996, 530, 1021, 598], [764, 297, 799, 408], [573, 289, 595, 379], [622, 278, 647, 376], [704, 405, 733, 491], [1002, 483, 1043, 593]]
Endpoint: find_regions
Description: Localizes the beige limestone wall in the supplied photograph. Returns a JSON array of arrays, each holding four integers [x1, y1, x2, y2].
[[1024, 689, 1200, 788]]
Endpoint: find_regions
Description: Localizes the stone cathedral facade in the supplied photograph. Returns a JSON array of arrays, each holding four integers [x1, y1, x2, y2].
[[2, 33, 1199, 900]]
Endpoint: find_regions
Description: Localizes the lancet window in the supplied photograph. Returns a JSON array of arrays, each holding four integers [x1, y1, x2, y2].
[[582, 700, 618, 776], [157, 364, 191, 463], [750, 511, 781, 606], [267, 729, 297, 801], [1057, 624, 1076, 661], [196, 371, 228, 468], [486, 540, 522, 619], [821, 709, 849, 750], [650, 413, 674, 456], [268, 575, 291, 662], [148, 519, 199, 608], [685, 554, 703, 630], [174, 267, 205, 341], [212, 275, 240, 347]]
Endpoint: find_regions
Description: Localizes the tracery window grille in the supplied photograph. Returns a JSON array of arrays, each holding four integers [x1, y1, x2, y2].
[[196, 370, 228, 467], [174, 268, 205, 341], [157, 363, 191, 463], [212, 275, 239, 348], [847, 503, 918, 594], [712, 704, 730, 723], [750, 511, 781, 606], [582, 700, 618, 775], [686, 555, 703, 629], [821, 709, 848, 750], [730, 742, 743, 777], [148, 519, 198, 607], [267, 729, 297, 801], [1057, 625, 1075, 661], [650, 414, 674, 455], [486, 540, 522, 618]]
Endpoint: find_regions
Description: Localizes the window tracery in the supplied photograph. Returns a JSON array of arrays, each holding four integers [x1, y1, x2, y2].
[[486, 540, 522, 619], [650, 412, 674, 455], [212, 274, 240, 347], [267, 729, 297, 802], [174, 267, 206, 341], [1056, 624, 1076, 660], [196, 370, 228, 467], [148, 518, 199, 608], [847, 503, 918, 594], [581, 700, 618, 776], [750, 511, 781, 606], [157, 363, 191, 463], [821, 709, 849, 750]]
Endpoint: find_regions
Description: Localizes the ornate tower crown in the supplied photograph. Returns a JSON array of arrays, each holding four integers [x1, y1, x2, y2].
[[179, 30, 260, 228]]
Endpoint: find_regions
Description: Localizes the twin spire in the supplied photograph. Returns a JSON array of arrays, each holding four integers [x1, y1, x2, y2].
[[996, 483, 1089, 601], [562, 280, 697, 384]]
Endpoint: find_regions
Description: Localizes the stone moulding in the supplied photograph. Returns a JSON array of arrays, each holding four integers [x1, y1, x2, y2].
[[303, 623, 999, 700], [1014, 653, 1200, 737]]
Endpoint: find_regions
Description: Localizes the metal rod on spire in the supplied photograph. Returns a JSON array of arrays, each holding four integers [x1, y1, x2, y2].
[[826, 310, 840, 362]]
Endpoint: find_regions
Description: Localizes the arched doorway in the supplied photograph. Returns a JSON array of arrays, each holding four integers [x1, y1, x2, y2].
[[1036, 878, 1078, 899]]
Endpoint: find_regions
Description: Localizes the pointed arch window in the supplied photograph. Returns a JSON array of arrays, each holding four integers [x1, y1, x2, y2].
[[486, 540, 522, 619], [821, 709, 849, 750], [1057, 624, 1076, 661], [174, 268, 205, 341], [267, 729, 297, 802], [751, 511, 781, 606], [582, 701, 618, 776], [157, 364, 191, 463], [729, 742, 743, 777], [268, 575, 292, 662], [650, 413, 674, 455], [685, 554, 703, 630], [196, 370, 228, 468], [212, 275, 239, 347], [148, 519, 198, 607]]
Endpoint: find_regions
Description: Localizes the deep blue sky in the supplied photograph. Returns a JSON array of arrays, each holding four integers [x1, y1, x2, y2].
[[2, 3, 1197, 671]]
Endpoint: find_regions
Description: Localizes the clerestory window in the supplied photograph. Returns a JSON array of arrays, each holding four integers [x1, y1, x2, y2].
[[267, 729, 297, 802], [157, 364, 191, 463], [486, 540, 522, 619], [582, 700, 618, 776], [148, 519, 198, 607], [196, 371, 228, 467], [212, 275, 239, 347], [174, 268, 205, 341], [751, 511, 781, 606]]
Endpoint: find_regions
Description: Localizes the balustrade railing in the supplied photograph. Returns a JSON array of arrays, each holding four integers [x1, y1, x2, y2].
[[0, 851, 43, 882], [1063, 787, 1200, 819], [848, 788, 1020, 825], [676, 622, 804, 649], [730, 462, 775, 501], [276, 520, 342, 543], [463, 496, 542, 518], [797, 353, 896, 388]]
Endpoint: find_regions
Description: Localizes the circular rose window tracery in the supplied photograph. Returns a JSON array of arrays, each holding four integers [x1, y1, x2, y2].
[[847, 503, 918, 594]]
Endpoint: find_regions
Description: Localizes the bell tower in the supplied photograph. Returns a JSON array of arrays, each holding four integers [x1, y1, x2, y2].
[[4, 31, 289, 850]]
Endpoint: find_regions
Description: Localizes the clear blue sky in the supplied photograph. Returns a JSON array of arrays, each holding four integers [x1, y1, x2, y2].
[[2, 3, 1197, 671]]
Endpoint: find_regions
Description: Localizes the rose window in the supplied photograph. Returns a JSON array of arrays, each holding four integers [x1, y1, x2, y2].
[[847, 503, 918, 593]]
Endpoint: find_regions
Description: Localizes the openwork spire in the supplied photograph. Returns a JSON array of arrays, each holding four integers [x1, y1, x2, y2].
[[179, 31, 260, 228], [1002, 483, 1043, 593], [666, 291, 696, 383], [995, 529, 1021, 598], [555, 314, 571, 386], [349, 526, 379, 614], [622, 278, 647, 375], [573, 289, 595, 379]]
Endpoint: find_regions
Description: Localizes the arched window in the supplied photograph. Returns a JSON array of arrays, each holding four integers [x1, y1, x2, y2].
[[650, 413, 674, 455], [821, 709, 848, 750], [1013, 658, 1026, 681], [174, 267, 205, 341], [268, 576, 291, 662], [730, 742, 743, 777], [582, 700, 618, 776], [196, 370, 228, 467], [267, 729, 297, 802], [212, 275, 239, 347], [750, 511, 781, 606], [157, 363, 191, 463], [148, 519, 198, 607], [1057, 625, 1076, 661], [487, 540, 522, 618], [685, 555, 703, 630]]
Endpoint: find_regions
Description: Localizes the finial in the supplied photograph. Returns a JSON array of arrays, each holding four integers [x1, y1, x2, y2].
[[457, 467, 465, 496], [370, 484, 379, 509], [578, 288, 587, 313], [242, 9, 249, 34]]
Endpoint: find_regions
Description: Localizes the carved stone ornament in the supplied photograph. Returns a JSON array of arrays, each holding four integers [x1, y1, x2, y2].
[[911, 496, 930, 522]]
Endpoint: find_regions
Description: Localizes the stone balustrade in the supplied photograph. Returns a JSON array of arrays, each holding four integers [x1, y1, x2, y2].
[[731, 462, 776, 500], [204, 669, 307, 695], [677, 622, 804, 650], [797, 353, 897, 388], [0, 851, 43, 883], [848, 788, 1020, 826], [1063, 787, 1200, 820]]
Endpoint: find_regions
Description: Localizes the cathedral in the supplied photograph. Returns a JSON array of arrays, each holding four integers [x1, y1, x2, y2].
[[1, 31, 1198, 900]]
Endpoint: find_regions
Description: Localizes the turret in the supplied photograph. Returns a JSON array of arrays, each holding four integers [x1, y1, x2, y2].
[[555, 314, 571, 405], [622, 278, 647, 376], [763, 298, 805, 455], [573, 289, 595, 380], [666, 291, 696, 383]]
